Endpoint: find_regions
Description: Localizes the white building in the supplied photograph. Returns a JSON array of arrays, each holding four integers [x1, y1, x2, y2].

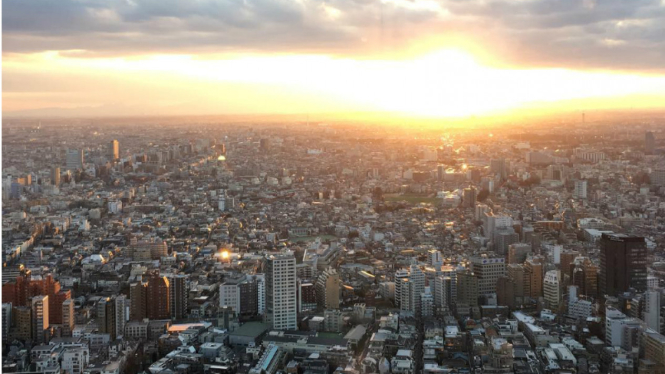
[[544, 270, 561, 311], [574, 180, 588, 199], [567, 286, 592, 320], [264, 253, 297, 330], [66, 149, 85, 170]]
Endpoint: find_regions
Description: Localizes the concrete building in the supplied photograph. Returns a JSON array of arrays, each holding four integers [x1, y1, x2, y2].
[[264, 253, 297, 330]]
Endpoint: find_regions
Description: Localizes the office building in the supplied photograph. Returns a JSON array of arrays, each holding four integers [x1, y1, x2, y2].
[[66, 148, 84, 170], [264, 253, 297, 330], [428, 250, 443, 268], [433, 276, 451, 313], [490, 158, 508, 180], [316, 268, 340, 310], [462, 187, 477, 208], [643, 290, 661, 332], [571, 257, 598, 298], [109, 139, 119, 160], [574, 180, 588, 199], [507, 243, 532, 264], [456, 270, 479, 307], [494, 228, 519, 255], [470, 256, 506, 296], [600, 234, 647, 297], [51, 166, 61, 186]]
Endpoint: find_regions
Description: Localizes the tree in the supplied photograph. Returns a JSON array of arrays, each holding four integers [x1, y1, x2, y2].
[[477, 189, 490, 202]]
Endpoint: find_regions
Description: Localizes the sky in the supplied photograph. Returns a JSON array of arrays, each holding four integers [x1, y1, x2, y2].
[[3, 0, 665, 118]]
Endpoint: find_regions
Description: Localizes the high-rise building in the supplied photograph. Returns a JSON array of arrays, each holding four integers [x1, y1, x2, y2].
[[297, 280, 316, 313], [2, 303, 11, 342], [574, 180, 588, 199], [146, 275, 170, 320], [433, 276, 451, 313], [494, 228, 519, 255], [65, 149, 84, 170], [394, 269, 410, 309], [50, 290, 71, 325], [62, 299, 75, 337], [238, 277, 259, 316], [490, 158, 508, 180], [97, 297, 117, 340], [255, 274, 266, 315], [507, 243, 532, 264], [559, 250, 580, 279], [14, 306, 32, 341], [644, 290, 661, 332], [646, 131, 656, 155], [109, 139, 120, 160], [600, 234, 647, 297], [264, 253, 297, 330], [524, 257, 544, 298], [470, 256, 506, 296], [316, 268, 340, 310], [129, 282, 147, 321], [168, 275, 188, 320], [456, 270, 479, 307], [496, 277, 516, 308], [543, 270, 561, 312], [51, 166, 61, 186], [462, 187, 477, 208], [32, 295, 49, 344], [572, 257, 598, 298], [408, 264, 425, 316], [428, 250, 443, 268]]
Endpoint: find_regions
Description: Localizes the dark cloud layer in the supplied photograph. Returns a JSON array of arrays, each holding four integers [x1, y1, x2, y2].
[[3, 0, 665, 71]]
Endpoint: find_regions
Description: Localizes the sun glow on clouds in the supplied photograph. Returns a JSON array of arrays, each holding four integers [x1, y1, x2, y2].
[[5, 49, 665, 117]]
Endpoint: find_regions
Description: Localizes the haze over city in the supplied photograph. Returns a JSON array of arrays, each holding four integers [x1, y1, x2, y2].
[[5, 2, 665, 374], [4, 0, 665, 119]]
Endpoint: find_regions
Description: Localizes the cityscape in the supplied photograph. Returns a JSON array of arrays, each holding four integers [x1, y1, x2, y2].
[[3, 116, 665, 374], [3, 1, 665, 374]]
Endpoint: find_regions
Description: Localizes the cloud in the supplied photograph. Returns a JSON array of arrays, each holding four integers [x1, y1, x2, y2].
[[3, 0, 665, 70]]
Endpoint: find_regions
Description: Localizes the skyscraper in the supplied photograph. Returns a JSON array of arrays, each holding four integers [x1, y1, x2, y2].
[[316, 268, 340, 310], [599, 234, 647, 297], [646, 131, 656, 155], [264, 253, 297, 330], [65, 149, 84, 170], [456, 270, 479, 307], [109, 139, 120, 160]]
